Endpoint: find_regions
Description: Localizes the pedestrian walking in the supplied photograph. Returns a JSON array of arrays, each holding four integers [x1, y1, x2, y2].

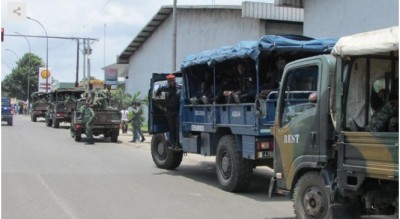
[[120, 106, 128, 134]]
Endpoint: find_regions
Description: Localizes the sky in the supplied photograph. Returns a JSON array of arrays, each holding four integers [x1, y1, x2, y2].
[[0, 0, 271, 84]]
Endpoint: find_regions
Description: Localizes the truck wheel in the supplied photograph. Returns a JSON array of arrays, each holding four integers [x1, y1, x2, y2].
[[110, 129, 118, 142], [53, 117, 59, 128], [70, 127, 75, 138], [151, 133, 182, 170], [46, 117, 52, 127], [31, 114, 37, 122], [8, 120, 13, 126], [74, 130, 81, 142], [293, 172, 331, 219], [216, 135, 253, 192]]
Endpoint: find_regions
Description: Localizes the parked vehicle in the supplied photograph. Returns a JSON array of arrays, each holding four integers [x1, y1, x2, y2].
[[30, 92, 51, 122], [45, 88, 85, 128], [1, 97, 13, 126], [270, 26, 398, 218], [148, 35, 337, 192], [70, 98, 121, 142]]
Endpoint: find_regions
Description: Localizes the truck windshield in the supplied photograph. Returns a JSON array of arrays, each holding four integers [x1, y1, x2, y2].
[[281, 65, 318, 126]]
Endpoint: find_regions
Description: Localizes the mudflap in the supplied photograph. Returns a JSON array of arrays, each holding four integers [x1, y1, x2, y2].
[[331, 203, 361, 219]]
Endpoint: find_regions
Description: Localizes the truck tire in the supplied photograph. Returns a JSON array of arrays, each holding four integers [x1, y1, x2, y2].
[[46, 117, 52, 127], [111, 129, 119, 142], [151, 133, 182, 170], [70, 127, 75, 138], [74, 130, 81, 142], [293, 172, 331, 219], [31, 114, 37, 122], [53, 117, 59, 128], [216, 135, 253, 192]]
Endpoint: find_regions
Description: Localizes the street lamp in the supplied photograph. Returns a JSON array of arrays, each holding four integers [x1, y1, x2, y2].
[[14, 31, 32, 109], [6, 48, 19, 60], [27, 16, 49, 92]]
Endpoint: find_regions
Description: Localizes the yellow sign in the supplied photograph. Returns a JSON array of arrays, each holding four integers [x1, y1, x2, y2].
[[40, 69, 51, 79]]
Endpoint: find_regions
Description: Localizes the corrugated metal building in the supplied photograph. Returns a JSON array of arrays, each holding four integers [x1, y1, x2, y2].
[[274, 0, 398, 37], [117, 3, 304, 105]]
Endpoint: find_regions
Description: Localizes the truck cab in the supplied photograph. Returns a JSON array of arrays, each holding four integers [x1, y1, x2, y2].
[[272, 27, 398, 218]]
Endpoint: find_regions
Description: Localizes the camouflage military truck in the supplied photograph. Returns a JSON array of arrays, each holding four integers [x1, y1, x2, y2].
[[30, 92, 51, 122], [45, 88, 85, 128], [270, 27, 399, 218], [70, 98, 121, 142]]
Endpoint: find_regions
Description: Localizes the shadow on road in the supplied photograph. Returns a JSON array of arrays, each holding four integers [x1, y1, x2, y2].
[[155, 159, 290, 203]]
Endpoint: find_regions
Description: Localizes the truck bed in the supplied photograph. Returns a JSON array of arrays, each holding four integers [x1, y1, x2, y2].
[[339, 131, 399, 180]]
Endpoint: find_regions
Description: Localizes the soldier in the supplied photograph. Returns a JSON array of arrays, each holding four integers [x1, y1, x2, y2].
[[367, 78, 397, 132], [83, 101, 96, 144], [155, 74, 181, 150], [128, 101, 145, 143]]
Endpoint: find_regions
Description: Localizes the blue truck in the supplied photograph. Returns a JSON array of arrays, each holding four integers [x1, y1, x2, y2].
[[149, 35, 337, 192]]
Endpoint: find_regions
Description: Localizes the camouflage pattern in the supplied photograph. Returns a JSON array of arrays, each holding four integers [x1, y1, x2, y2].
[[272, 52, 398, 217], [130, 105, 143, 141], [367, 102, 396, 132], [83, 105, 95, 142]]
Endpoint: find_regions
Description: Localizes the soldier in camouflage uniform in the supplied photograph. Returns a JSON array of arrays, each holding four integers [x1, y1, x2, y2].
[[83, 102, 96, 144], [367, 78, 398, 132], [128, 101, 144, 143]]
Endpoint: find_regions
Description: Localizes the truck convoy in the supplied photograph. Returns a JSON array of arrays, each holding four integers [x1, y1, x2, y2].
[[149, 28, 398, 217], [271, 26, 398, 218], [149, 35, 337, 192]]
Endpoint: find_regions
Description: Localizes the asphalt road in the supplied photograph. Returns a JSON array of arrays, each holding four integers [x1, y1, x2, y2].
[[2, 115, 295, 219]]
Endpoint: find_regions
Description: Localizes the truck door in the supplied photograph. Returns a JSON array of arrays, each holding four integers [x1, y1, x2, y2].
[[274, 59, 326, 190], [148, 72, 182, 134]]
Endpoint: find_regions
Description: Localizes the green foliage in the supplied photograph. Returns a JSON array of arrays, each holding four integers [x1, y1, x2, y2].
[[1, 53, 44, 100], [113, 88, 132, 109]]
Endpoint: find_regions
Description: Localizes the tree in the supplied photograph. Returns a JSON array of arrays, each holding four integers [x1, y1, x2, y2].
[[1, 53, 44, 100]]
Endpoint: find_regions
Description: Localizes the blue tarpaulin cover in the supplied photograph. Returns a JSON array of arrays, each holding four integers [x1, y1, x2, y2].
[[181, 35, 337, 69]]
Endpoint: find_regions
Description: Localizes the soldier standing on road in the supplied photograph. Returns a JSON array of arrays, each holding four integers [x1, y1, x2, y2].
[[128, 101, 145, 143], [155, 74, 181, 151], [83, 102, 96, 145]]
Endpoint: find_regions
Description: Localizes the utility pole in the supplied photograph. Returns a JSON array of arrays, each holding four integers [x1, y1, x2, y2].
[[172, 0, 177, 72], [75, 39, 79, 87], [83, 38, 86, 87]]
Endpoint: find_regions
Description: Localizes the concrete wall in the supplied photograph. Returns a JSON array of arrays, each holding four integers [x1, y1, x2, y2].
[[303, 0, 399, 38]]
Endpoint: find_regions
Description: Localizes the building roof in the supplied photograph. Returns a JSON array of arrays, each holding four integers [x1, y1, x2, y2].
[[117, 3, 304, 65], [117, 5, 241, 64]]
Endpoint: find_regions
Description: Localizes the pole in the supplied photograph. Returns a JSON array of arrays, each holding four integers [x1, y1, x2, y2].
[[27, 17, 49, 92], [172, 0, 177, 72], [6, 48, 19, 60], [83, 38, 86, 88], [15, 31, 32, 110], [75, 39, 79, 87], [104, 23, 106, 68]]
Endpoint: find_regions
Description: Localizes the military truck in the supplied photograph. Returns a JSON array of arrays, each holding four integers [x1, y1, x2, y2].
[[149, 35, 337, 192], [30, 92, 50, 122], [70, 98, 121, 142], [45, 88, 85, 128], [270, 27, 398, 218]]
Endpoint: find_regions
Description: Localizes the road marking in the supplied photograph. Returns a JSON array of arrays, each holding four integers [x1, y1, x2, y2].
[[36, 174, 77, 219]]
